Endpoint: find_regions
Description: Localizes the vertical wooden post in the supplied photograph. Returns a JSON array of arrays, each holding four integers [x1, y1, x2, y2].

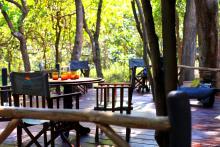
[[2, 68, 7, 86], [167, 91, 191, 147], [1, 68, 8, 103], [131, 67, 136, 91]]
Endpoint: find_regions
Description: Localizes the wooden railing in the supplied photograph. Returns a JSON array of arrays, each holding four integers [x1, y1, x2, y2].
[[178, 65, 220, 72], [0, 91, 191, 147]]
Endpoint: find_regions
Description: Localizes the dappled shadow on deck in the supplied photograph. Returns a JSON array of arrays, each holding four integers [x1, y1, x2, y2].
[[1, 89, 220, 146]]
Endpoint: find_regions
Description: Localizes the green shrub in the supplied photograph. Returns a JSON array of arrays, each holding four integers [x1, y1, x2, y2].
[[90, 62, 130, 82], [191, 78, 200, 87]]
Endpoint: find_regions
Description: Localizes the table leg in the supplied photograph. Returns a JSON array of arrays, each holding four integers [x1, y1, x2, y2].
[[63, 85, 73, 109], [63, 85, 90, 135]]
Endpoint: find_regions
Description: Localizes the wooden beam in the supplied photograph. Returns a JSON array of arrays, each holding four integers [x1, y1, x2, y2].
[[0, 107, 170, 131], [0, 119, 19, 144], [97, 123, 130, 147], [178, 65, 220, 72]]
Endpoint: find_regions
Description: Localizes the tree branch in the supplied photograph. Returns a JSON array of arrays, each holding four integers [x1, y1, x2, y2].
[[135, 0, 151, 57], [0, 3, 16, 35], [6, 0, 23, 11], [21, 0, 28, 13], [131, 0, 143, 40], [82, 5, 94, 41], [94, 0, 103, 40], [4, 0, 28, 34]]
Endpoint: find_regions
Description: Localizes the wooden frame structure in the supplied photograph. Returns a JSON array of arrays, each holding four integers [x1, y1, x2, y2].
[[0, 91, 191, 147]]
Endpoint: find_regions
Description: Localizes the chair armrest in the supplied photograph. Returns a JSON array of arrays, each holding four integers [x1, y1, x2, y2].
[[50, 92, 81, 99], [0, 85, 12, 89], [0, 89, 12, 92], [214, 88, 220, 93]]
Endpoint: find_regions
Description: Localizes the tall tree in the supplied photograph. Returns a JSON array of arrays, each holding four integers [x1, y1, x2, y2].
[[83, 0, 103, 78], [162, 0, 177, 95], [218, 38, 220, 89], [0, 0, 31, 71], [161, 0, 177, 146], [141, 0, 177, 146], [71, 0, 83, 61], [141, 0, 168, 146], [176, 10, 182, 66], [131, 0, 155, 98], [195, 0, 218, 84], [52, 10, 62, 65], [181, 0, 197, 81]]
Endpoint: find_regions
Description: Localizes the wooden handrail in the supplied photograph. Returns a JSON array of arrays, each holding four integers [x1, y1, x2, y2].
[[97, 123, 130, 147], [0, 91, 191, 146], [0, 107, 170, 131], [178, 65, 220, 72], [0, 119, 19, 144]]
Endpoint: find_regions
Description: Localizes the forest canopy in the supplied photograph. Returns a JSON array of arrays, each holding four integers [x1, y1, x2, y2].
[[0, 0, 218, 82]]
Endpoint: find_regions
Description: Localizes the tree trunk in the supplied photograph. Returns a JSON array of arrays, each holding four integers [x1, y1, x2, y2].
[[72, 0, 84, 61], [83, 0, 103, 78], [19, 36, 31, 72], [132, 0, 155, 99], [176, 10, 182, 65], [195, 0, 218, 83], [141, 0, 166, 115], [93, 0, 104, 78], [162, 0, 177, 94], [141, 0, 168, 146], [161, 0, 177, 146], [181, 0, 197, 81], [217, 38, 220, 90], [0, 1, 31, 71], [55, 11, 62, 65]]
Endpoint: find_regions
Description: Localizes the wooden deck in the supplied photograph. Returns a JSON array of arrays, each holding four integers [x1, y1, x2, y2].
[[0, 88, 220, 147]]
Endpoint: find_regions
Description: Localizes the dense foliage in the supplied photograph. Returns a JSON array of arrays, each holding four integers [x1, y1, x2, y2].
[[0, 0, 186, 81]]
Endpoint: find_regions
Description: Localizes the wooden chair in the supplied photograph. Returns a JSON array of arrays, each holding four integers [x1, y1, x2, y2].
[[0, 85, 12, 122], [129, 59, 150, 93], [94, 83, 133, 142], [10, 72, 81, 147], [70, 60, 90, 77], [70, 60, 91, 93]]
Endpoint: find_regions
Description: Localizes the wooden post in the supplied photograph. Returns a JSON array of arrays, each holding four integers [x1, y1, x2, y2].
[[97, 123, 130, 147], [1, 68, 8, 103], [0, 119, 20, 144], [167, 91, 191, 147], [131, 67, 136, 91]]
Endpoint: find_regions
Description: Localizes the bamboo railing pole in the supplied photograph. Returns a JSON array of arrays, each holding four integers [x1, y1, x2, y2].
[[0, 107, 170, 130], [178, 65, 220, 72], [96, 123, 130, 147], [0, 119, 19, 144]]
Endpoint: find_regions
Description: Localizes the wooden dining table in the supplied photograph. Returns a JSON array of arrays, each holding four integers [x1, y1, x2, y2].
[[49, 77, 103, 85], [49, 77, 103, 108]]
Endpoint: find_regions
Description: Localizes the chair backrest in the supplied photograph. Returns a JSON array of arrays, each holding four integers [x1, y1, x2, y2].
[[70, 60, 89, 71], [94, 83, 133, 114], [11, 72, 50, 97], [70, 60, 90, 77], [10, 72, 50, 108], [129, 59, 145, 69]]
